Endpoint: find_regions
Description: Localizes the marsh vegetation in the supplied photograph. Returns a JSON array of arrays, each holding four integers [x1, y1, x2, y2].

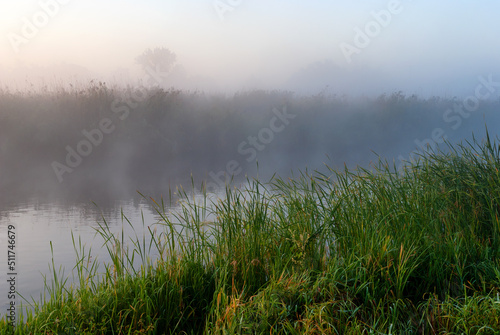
[[1, 83, 499, 205], [2, 130, 500, 333]]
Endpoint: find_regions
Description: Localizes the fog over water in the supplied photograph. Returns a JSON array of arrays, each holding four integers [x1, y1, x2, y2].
[[0, 0, 500, 205], [2, 1, 500, 319]]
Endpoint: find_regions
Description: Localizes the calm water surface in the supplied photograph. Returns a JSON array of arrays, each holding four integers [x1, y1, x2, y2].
[[0, 196, 173, 318]]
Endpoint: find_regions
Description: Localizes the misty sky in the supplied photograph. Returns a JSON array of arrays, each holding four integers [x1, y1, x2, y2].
[[1, 0, 500, 96]]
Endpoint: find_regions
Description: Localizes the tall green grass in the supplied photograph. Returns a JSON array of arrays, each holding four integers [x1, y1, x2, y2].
[[2, 131, 500, 334]]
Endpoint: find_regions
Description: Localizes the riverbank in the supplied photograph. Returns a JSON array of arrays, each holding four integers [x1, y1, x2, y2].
[[2, 132, 500, 334], [3, 85, 500, 204]]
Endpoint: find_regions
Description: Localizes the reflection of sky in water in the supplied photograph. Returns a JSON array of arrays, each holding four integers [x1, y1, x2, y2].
[[0, 186, 225, 320], [0, 200, 164, 317]]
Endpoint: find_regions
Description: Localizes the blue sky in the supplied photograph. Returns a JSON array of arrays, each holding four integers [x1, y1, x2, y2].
[[1, 0, 499, 96]]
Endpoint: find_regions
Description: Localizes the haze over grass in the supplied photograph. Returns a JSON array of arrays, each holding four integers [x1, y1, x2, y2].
[[1, 83, 499, 205], [1, 1, 500, 96]]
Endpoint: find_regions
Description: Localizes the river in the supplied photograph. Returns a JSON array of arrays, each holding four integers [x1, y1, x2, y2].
[[0, 194, 182, 319]]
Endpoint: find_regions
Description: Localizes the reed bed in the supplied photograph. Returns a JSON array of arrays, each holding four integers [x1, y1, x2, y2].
[[5, 85, 500, 203], [2, 131, 500, 334]]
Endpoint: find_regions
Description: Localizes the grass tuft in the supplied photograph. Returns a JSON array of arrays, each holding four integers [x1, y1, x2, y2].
[[2, 130, 500, 333]]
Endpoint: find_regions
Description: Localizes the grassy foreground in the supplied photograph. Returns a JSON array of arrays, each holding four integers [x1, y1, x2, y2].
[[3, 133, 500, 334]]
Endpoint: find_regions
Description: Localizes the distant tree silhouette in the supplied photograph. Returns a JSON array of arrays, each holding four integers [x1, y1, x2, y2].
[[136, 47, 177, 74]]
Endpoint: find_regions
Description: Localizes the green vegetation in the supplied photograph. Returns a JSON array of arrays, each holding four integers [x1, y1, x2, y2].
[[2, 131, 500, 334]]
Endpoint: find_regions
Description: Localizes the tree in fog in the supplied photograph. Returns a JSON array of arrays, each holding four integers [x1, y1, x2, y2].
[[136, 47, 187, 87], [136, 47, 177, 73]]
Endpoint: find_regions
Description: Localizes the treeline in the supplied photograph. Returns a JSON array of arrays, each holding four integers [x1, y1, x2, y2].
[[0, 83, 499, 203]]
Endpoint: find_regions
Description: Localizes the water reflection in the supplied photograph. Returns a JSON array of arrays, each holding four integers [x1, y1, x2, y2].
[[0, 196, 164, 317]]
